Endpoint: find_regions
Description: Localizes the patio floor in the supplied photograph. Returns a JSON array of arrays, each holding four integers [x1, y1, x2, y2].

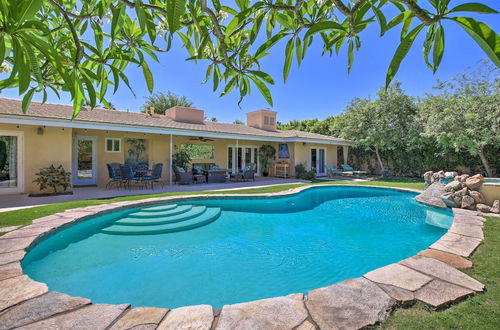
[[0, 177, 314, 212]]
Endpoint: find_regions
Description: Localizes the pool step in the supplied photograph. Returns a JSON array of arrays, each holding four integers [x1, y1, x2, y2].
[[102, 207, 221, 235], [127, 205, 192, 218], [140, 204, 178, 212], [116, 206, 207, 226]]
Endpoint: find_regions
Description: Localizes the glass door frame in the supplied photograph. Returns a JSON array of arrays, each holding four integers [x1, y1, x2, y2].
[[309, 146, 327, 176], [72, 135, 97, 186], [227, 144, 260, 176], [0, 130, 24, 195]]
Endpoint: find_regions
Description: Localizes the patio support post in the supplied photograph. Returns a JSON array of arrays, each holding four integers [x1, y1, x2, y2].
[[169, 134, 173, 185], [343, 145, 349, 166], [236, 138, 239, 173]]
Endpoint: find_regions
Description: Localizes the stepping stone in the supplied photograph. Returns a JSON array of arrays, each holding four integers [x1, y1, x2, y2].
[[140, 204, 178, 212], [0, 275, 48, 312], [453, 215, 484, 227], [0, 250, 25, 266], [1, 225, 55, 239], [216, 294, 308, 330], [296, 320, 316, 330], [19, 303, 129, 330], [110, 307, 168, 330], [0, 262, 22, 281], [306, 277, 395, 330], [364, 263, 432, 291], [418, 249, 473, 269], [430, 232, 482, 257], [0, 291, 90, 329], [414, 279, 474, 308], [0, 226, 20, 233], [449, 223, 484, 240], [157, 305, 213, 330], [0, 237, 36, 254], [400, 255, 484, 292], [375, 283, 415, 303]]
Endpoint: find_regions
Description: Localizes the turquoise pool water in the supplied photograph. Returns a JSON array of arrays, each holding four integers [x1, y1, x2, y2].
[[22, 186, 452, 309]]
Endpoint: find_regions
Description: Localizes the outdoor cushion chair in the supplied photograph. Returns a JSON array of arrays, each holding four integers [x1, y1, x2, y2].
[[341, 164, 367, 175], [326, 165, 353, 176], [106, 164, 123, 189], [120, 164, 143, 189], [173, 166, 194, 184], [230, 164, 256, 182], [142, 163, 164, 189]]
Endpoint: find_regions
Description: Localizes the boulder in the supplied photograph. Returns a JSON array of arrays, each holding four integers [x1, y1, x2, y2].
[[445, 171, 458, 179], [457, 187, 468, 196], [415, 182, 447, 209], [461, 195, 476, 210], [437, 170, 445, 178], [452, 194, 463, 207], [444, 181, 463, 192], [423, 171, 433, 182], [491, 200, 500, 214], [469, 191, 485, 204], [431, 173, 441, 183], [465, 175, 484, 191], [441, 193, 458, 208], [476, 204, 491, 213]]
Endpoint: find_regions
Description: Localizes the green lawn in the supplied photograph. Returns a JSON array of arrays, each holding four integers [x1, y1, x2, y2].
[[379, 216, 499, 329], [0, 177, 423, 229]]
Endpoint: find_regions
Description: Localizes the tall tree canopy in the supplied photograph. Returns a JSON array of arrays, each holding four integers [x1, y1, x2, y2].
[[419, 61, 500, 177], [142, 91, 194, 114], [0, 1, 498, 116]]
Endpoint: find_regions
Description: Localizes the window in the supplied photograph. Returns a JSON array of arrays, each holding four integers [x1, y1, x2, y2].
[[264, 116, 270, 125], [180, 144, 215, 160], [269, 116, 275, 125], [105, 138, 121, 152]]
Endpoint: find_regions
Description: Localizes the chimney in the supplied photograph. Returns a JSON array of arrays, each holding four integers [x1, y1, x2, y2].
[[165, 106, 205, 124], [246, 109, 277, 131]]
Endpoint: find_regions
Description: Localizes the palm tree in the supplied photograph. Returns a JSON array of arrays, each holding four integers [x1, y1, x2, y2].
[[142, 91, 194, 115]]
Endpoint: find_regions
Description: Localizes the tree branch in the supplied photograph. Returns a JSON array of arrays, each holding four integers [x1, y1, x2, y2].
[[396, 0, 440, 24]]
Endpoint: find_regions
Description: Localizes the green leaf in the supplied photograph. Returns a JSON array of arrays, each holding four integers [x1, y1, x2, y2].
[[400, 17, 413, 41], [13, 39, 30, 95], [386, 11, 412, 31], [72, 78, 84, 118], [111, 4, 125, 40], [423, 25, 436, 70], [213, 65, 220, 91], [248, 70, 274, 84], [347, 39, 354, 74], [372, 6, 387, 36], [386, 24, 425, 87], [221, 76, 237, 96], [167, 0, 187, 34], [304, 21, 345, 40], [226, 8, 251, 37], [22, 88, 35, 113], [250, 76, 273, 106], [141, 60, 154, 93], [295, 37, 303, 67], [432, 25, 445, 72], [283, 38, 294, 83], [449, 2, 498, 14], [18, 0, 43, 24], [447, 17, 500, 67], [255, 32, 286, 58]]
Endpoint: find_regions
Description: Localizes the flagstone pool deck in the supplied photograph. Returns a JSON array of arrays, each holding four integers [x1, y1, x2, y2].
[[0, 185, 489, 329]]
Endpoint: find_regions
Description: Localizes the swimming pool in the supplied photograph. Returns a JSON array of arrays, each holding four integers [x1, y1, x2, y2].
[[22, 186, 453, 309]]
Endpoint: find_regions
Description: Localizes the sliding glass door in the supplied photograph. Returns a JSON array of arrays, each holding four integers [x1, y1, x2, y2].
[[227, 146, 259, 174], [0, 131, 23, 194], [72, 136, 97, 186]]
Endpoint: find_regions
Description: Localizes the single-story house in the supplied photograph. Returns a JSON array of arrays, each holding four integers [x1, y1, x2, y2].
[[0, 98, 354, 195]]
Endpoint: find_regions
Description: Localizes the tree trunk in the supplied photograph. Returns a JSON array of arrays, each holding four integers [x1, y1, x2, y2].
[[477, 147, 493, 177], [374, 146, 385, 176]]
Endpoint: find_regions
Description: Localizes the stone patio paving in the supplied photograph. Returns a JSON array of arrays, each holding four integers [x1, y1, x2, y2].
[[0, 185, 487, 329]]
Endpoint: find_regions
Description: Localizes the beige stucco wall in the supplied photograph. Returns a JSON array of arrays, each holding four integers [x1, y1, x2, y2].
[[0, 123, 73, 194], [291, 142, 338, 176]]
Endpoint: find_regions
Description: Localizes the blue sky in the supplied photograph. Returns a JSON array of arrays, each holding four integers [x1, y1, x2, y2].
[[1, 1, 499, 123]]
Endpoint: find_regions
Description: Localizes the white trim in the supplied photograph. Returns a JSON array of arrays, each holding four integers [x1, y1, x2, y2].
[[227, 144, 260, 175], [0, 115, 355, 146], [104, 137, 121, 153], [169, 134, 172, 185], [72, 135, 97, 186], [0, 130, 24, 194]]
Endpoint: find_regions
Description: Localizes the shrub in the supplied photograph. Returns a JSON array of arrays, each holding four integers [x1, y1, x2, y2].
[[172, 150, 191, 170], [295, 164, 316, 180], [259, 144, 276, 176], [33, 165, 71, 194]]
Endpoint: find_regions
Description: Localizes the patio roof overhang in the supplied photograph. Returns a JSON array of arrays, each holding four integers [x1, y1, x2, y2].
[[0, 114, 355, 146]]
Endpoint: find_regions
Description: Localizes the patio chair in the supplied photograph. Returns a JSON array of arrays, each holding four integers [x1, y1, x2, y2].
[[326, 165, 353, 177], [120, 164, 143, 189], [106, 164, 122, 189], [341, 164, 367, 175], [142, 163, 164, 189], [173, 165, 194, 184], [230, 164, 256, 182]]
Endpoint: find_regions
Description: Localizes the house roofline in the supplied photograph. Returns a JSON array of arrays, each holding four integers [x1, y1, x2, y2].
[[0, 114, 355, 146]]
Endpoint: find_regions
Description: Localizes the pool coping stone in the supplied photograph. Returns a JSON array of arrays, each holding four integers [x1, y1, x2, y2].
[[0, 184, 487, 329]]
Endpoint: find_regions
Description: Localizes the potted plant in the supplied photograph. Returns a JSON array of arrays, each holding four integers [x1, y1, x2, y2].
[[172, 150, 191, 170], [259, 144, 276, 176], [33, 165, 71, 195]]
